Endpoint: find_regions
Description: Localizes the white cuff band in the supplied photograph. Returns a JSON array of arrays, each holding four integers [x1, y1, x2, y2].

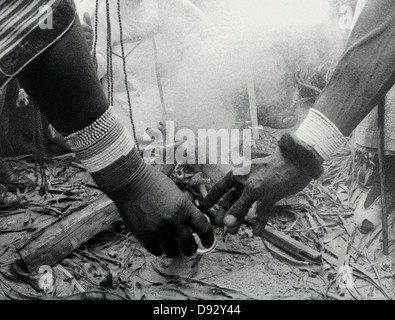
[[65, 107, 135, 173], [295, 108, 345, 161]]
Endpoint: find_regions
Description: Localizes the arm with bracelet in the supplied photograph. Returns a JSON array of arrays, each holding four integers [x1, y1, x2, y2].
[[202, 0, 395, 235], [0, 0, 214, 258]]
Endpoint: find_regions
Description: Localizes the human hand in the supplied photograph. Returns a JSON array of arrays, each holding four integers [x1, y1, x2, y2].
[[109, 163, 215, 258], [202, 148, 313, 234]]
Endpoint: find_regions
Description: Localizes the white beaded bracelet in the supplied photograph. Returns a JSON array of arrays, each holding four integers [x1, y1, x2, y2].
[[65, 106, 116, 150], [295, 108, 346, 161], [65, 106, 135, 173]]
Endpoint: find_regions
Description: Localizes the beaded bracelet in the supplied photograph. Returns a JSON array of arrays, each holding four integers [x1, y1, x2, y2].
[[65, 107, 142, 194]]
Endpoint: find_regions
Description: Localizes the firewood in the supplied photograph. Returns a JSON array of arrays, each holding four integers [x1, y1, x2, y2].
[[14, 194, 120, 272]]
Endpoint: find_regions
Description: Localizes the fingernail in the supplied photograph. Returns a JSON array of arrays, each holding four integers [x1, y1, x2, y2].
[[224, 215, 238, 227]]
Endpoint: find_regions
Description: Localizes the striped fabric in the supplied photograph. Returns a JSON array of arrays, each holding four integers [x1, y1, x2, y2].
[[0, 0, 76, 89]]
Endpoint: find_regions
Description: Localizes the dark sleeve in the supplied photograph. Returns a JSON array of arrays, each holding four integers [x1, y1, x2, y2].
[[314, 0, 395, 136]]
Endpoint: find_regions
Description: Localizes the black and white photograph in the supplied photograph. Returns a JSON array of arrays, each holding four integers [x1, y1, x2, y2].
[[0, 0, 394, 307]]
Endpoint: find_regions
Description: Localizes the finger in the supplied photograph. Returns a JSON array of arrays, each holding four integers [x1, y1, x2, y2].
[[176, 228, 198, 257], [201, 171, 235, 210], [82, 25, 93, 33], [252, 220, 267, 237], [159, 235, 180, 258], [214, 206, 226, 227], [187, 202, 214, 248], [227, 223, 243, 235], [252, 202, 273, 236], [83, 12, 92, 27], [219, 188, 242, 210], [224, 190, 255, 230], [84, 36, 93, 43], [138, 236, 163, 257], [214, 189, 241, 227], [84, 31, 93, 39]]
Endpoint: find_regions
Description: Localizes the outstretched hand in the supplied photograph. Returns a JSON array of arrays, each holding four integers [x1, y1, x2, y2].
[[202, 149, 312, 234]]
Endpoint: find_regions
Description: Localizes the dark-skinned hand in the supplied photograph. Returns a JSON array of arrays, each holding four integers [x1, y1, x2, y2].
[[202, 149, 312, 235], [109, 162, 215, 258]]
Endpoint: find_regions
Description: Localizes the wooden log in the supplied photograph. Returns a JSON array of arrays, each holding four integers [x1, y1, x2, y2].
[[15, 194, 120, 272], [261, 226, 322, 263]]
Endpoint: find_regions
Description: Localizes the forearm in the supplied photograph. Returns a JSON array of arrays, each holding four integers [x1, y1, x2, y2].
[[18, 19, 143, 195], [18, 19, 107, 134], [314, 0, 395, 136]]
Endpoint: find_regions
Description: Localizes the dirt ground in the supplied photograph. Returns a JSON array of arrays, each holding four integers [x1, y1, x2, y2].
[[0, 154, 324, 301], [0, 103, 395, 300]]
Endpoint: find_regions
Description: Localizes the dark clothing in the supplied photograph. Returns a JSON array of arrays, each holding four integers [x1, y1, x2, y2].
[[314, 0, 395, 135]]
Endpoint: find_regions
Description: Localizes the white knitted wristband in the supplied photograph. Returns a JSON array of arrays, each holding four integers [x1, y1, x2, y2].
[[295, 108, 346, 161]]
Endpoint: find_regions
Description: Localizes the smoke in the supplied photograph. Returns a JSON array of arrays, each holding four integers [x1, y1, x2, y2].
[[164, 0, 346, 132], [163, 31, 244, 132], [76, 0, 347, 145]]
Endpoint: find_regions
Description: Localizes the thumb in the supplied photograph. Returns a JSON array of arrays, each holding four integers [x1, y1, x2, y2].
[[224, 190, 255, 230], [187, 201, 215, 249], [83, 12, 92, 27]]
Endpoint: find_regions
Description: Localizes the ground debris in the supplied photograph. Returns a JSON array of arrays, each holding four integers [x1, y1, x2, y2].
[[0, 144, 394, 300]]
